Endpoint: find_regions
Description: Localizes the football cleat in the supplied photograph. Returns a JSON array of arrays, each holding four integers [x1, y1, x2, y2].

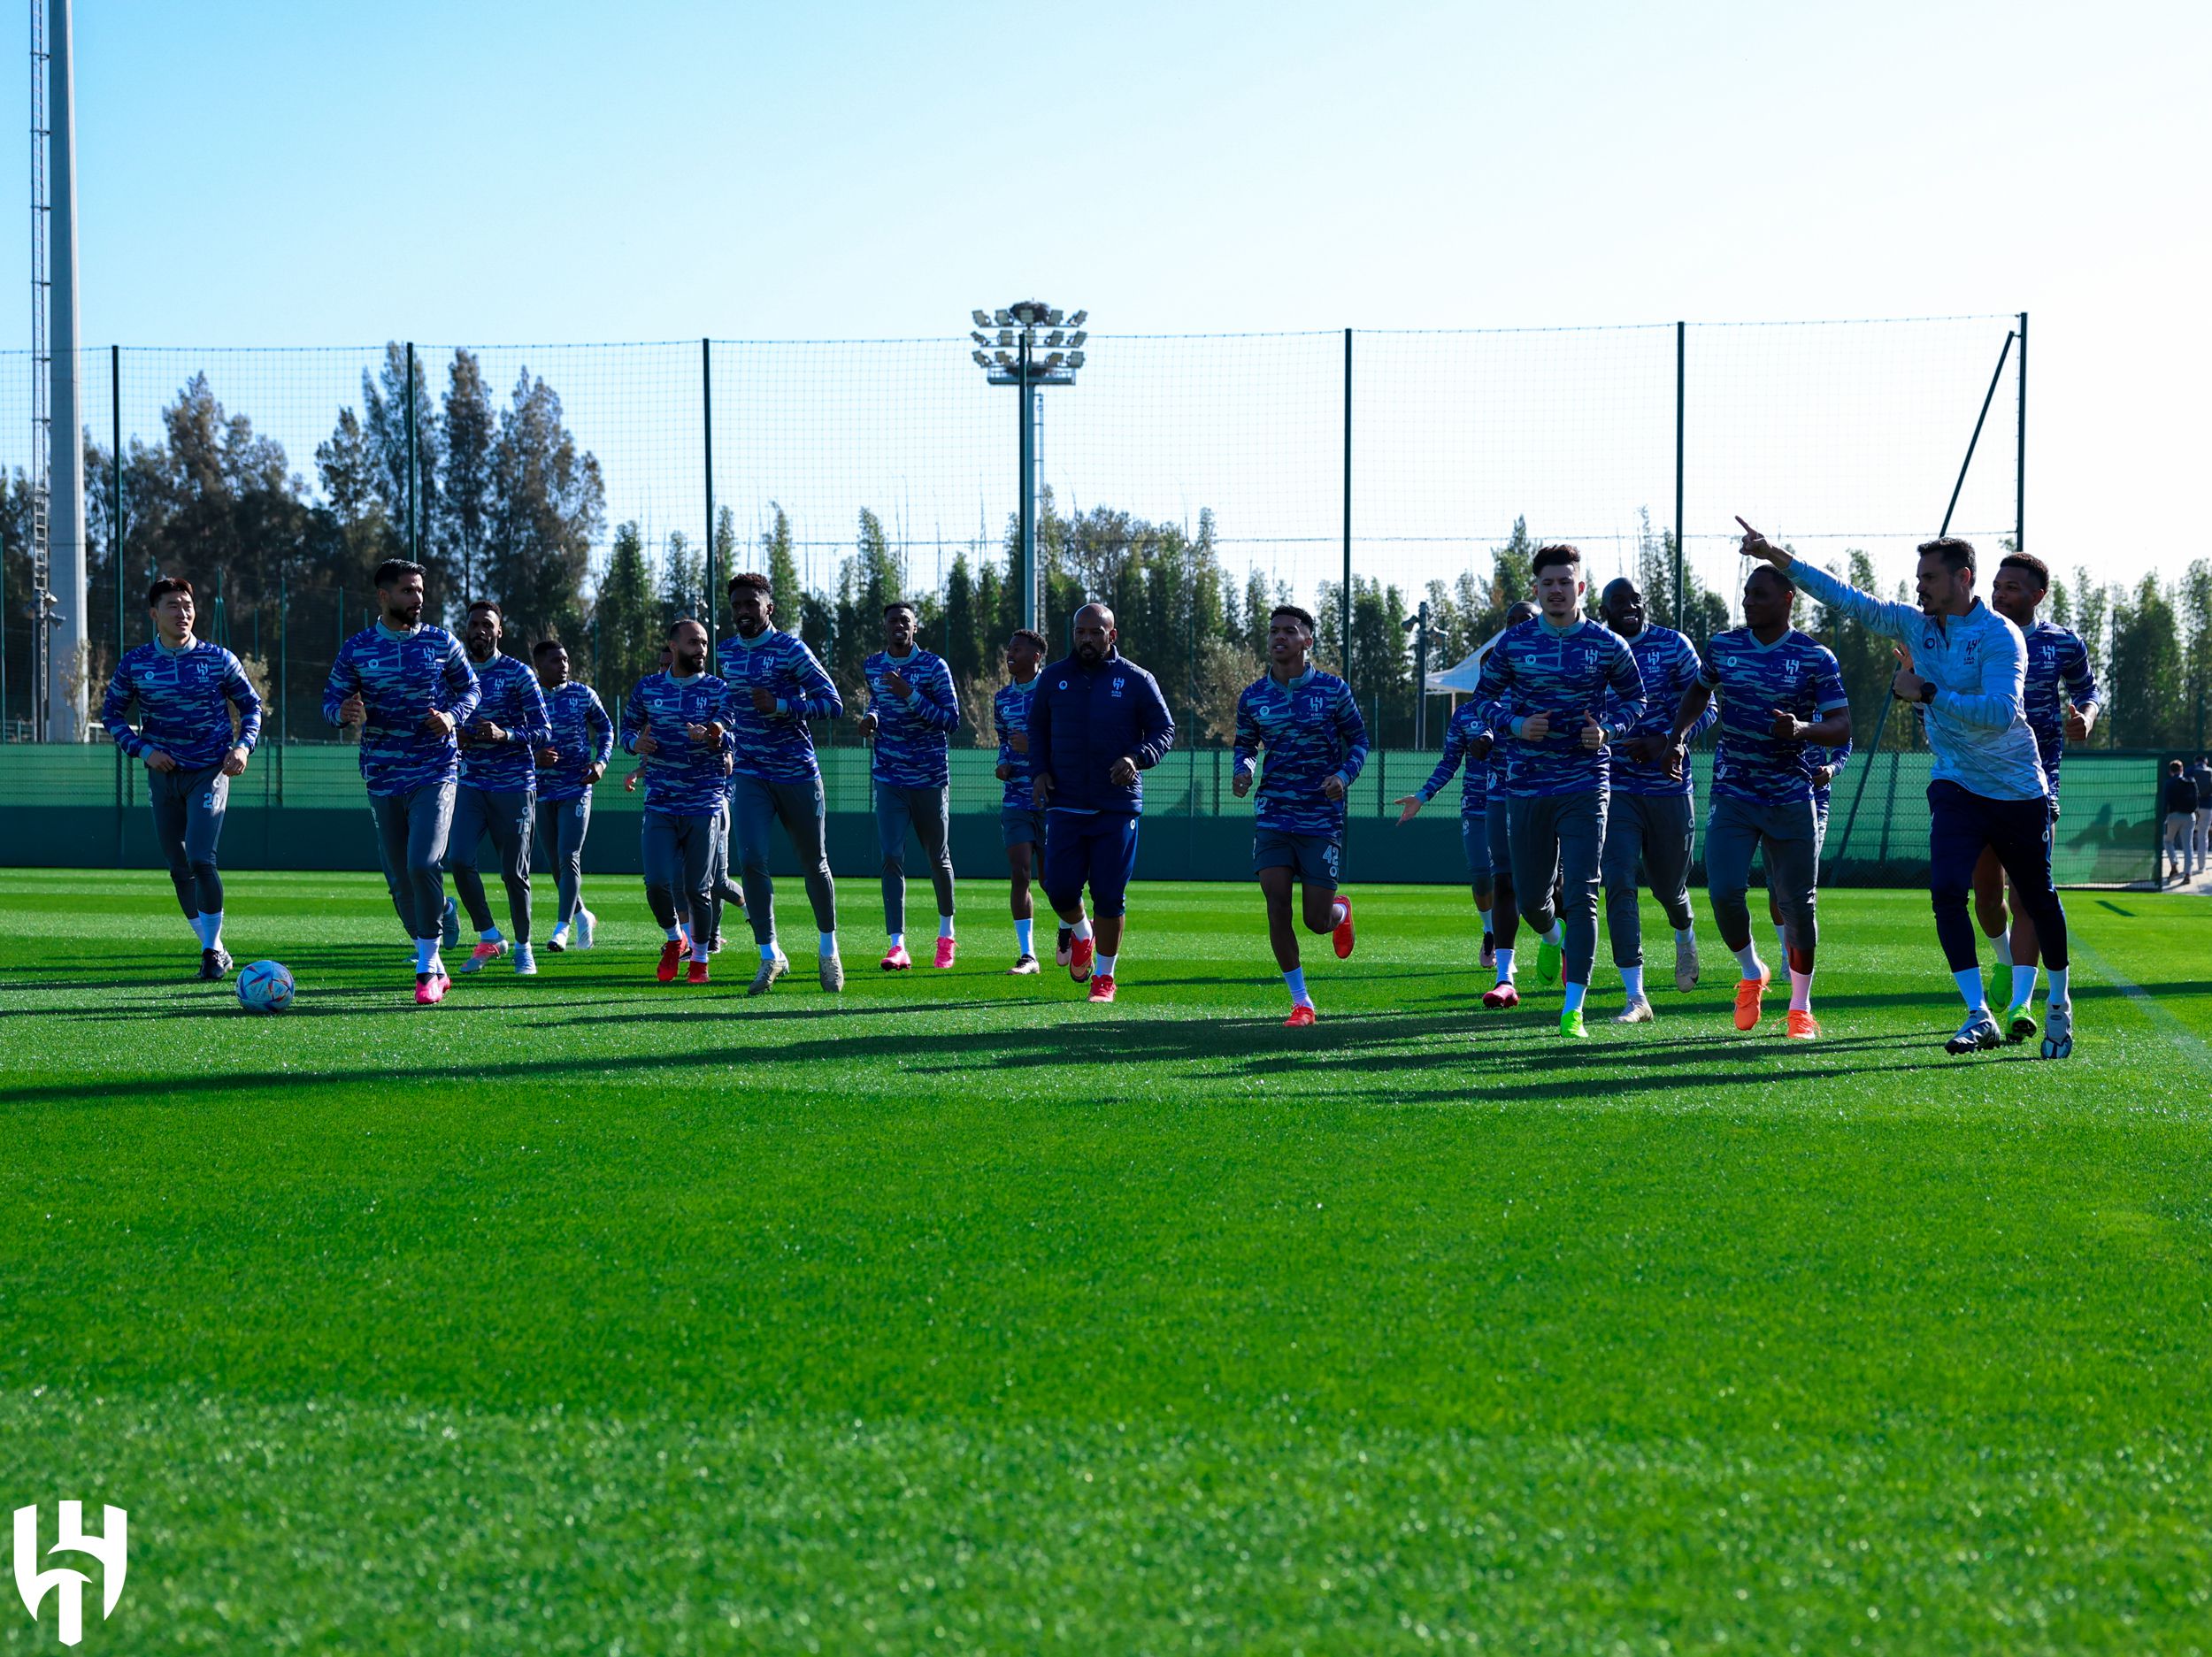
[[1537, 938, 1563, 986], [2039, 1001, 2074, 1060], [513, 943, 537, 976], [1480, 932, 1496, 970], [440, 896, 461, 950], [573, 907, 596, 950], [1284, 1002, 1317, 1028], [1481, 981, 1520, 1010], [414, 970, 450, 1007], [657, 940, 686, 983], [1785, 1008, 1820, 1040], [1087, 972, 1117, 1003], [544, 929, 568, 954], [819, 952, 845, 993], [880, 944, 912, 971], [2005, 1002, 2038, 1045], [1055, 926, 1074, 968], [1007, 954, 1041, 975], [197, 946, 232, 981], [934, 937, 957, 969], [458, 939, 505, 974], [1331, 896, 1356, 959], [1069, 936, 1094, 983], [1674, 931, 1700, 993], [1945, 1009, 2004, 1055], [1732, 972, 1770, 1032], [747, 952, 789, 997], [1559, 1008, 1587, 1039], [708, 932, 725, 955], [686, 959, 710, 986], [1612, 997, 1655, 1024]]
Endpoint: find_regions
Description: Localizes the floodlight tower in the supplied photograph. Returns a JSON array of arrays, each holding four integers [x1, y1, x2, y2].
[[966, 299, 1087, 632]]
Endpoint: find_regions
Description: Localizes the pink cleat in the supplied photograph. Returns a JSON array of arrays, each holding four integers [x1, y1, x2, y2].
[[1331, 895, 1356, 959], [933, 936, 956, 969], [1087, 972, 1117, 1003], [1069, 936, 1094, 983], [457, 939, 506, 974], [414, 970, 450, 1006], [880, 944, 912, 970]]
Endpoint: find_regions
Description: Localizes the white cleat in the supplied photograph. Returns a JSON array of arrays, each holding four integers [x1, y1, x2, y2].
[[1945, 1009, 2004, 1055], [2039, 1001, 2074, 1060], [1007, 954, 1041, 975], [1611, 997, 1655, 1024], [747, 952, 790, 997], [574, 907, 596, 950], [1674, 932, 1700, 993], [819, 952, 845, 993], [513, 942, 538, 976]]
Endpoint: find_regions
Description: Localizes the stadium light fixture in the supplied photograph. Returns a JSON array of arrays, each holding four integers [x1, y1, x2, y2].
[[965, 297, 1094, 630]]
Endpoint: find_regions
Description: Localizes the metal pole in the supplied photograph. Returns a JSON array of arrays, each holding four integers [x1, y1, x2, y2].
[[1411, 601, 1430, 748], [45, 0, 85, 739], [403, 341, 418, 564], [701, 337, 716, 654], [1673, 320, 1685, 627], [277, 566, 287, 804], [1342, 328, 1353, 680], [1018, 334, 1036, 631], [1939, 329, 2016, 537], [111, 341, 122, 845], [2015, 311, 2028, 549]]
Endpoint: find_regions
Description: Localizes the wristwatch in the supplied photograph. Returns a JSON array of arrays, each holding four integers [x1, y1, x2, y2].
[[1917, 681, 1938, 705]]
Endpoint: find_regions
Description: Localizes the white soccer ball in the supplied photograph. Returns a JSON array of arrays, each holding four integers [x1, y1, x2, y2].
[[236, 959, 296, 1015]]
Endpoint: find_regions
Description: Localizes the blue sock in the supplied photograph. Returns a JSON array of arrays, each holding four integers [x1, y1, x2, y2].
[[1285, 966, 1310, 1006], [1954, 967, 1987, 1011], [1563, 981, 1587, 1014]]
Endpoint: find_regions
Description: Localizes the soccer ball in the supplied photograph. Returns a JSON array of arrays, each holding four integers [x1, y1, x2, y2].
[[236, 960, 296, 1015]]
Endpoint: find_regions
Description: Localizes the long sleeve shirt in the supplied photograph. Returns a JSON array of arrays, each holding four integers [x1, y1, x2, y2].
[[1809, 736, 1853, 807], [619, 671, 738, 816], [535, 680, 615, 804], [457, 651, 554, 794], [716, 629, 843, 784], [862, 648, 960, 789], [1695, 627, 1851, 806], [100, 637, 262, 768], [1232, 667, 1369, 836], [2166, 776, 2200, 817], [2019, 620, 2099, 795], [1416, 700, 1493, 818], [1027, 648, 1176, 816], [992, 678, 1041, 809], [322, 622, 481, 797], [1471, 616, 1645, 799], [1603, 623, 1712, 799], [1786, 562, 2047, 802]]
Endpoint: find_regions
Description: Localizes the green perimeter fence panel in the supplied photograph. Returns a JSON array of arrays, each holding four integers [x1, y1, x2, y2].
[[0, 744, 2163, 887]]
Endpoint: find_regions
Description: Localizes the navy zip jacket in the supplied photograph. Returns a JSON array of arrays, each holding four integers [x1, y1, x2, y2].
[[1028, 648, 1176, 816]]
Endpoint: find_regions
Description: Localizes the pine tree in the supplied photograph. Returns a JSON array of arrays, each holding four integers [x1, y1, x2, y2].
[[594, 521, 657, 697], [441, 350, 495, 604]]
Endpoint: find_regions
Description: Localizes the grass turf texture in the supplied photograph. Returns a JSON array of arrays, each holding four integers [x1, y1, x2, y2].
[[2, 871, 2208, 1653]]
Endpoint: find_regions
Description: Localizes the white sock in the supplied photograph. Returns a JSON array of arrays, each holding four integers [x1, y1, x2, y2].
[[1563, 981, 1587, 1014], [186, 911, 204, 943], [939, 914, 956, 940], [759, 941, 779, 962], [1992, 932, 2013, 970], [1772, 922, 1789, 964], [1073, 917, 1094, 942], [1481, 921, 1494, 941], [1328, 900, 1348, 929], [1285, 965, 1310, 1006], [1674, 924, 1694, 943], [1620, 964, 1644, 1002], [1732, 942, 1765, 980], [1788, 968, 1813, 1011], [480, 926, 503, 945], [691, 937, 710, 963], [1494, 946, 1516, 983], [818, 931, 838, 957], [204, 910, 224, 950], [1954, 967, 1988, 1011], [888, 932, 905, 950], [2010, 964, 2037, 1008], [1541, 921, 1563, 947], [1016, 917, 1034, 954], [1096, 952, 1118, 978], [664, 924, 683, 941], [2047, 965, 2070, 1009], [414, 938, 439, 973]]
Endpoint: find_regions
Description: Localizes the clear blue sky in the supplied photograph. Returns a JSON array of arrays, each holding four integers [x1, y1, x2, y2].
[[1, 0, 2203, 598]]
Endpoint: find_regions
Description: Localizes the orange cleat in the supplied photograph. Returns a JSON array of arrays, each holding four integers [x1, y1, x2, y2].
[[1087, 972, 1117, 1003], [1733, 971, 1770, 1031], [686, 959, 710, 986], [1331, 895, 1356, 959], [657, 940, 686, 983], [880, 944, 912, 970], [1785, 1008, 1819, 1039], [1284, 1002, 1317, 1028], [933, 936, 956, 969], [1069, 936, 1094, 983], [1481, 981, 1520, 1010]]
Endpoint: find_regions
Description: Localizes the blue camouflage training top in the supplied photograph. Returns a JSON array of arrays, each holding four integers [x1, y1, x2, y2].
[[1602, 623, 1713, 799], [619, 671, 737, 816], [1472, 617, 1645, 798], [1416, 699, 1493, 818], [1233, 667, 1370, 836], [535, 680, 614, 804], [101, 637, 263, 769], [2019, 619, 2099, 795], [863, 648, 960, 789], [457, 651, 553, 794], [1696, 627, 1850, 805], [993, 677, 1041, 809], [322, 623, 482, 797], [716, 629, 843, 784], [1809, 738, 1853, 807]]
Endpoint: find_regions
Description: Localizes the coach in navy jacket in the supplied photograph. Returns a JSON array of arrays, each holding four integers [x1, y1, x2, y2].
[[1026, 604, 1176, 990]]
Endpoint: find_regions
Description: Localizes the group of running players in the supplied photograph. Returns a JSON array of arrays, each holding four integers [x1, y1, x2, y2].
[[97, 523, 2099, 1056]]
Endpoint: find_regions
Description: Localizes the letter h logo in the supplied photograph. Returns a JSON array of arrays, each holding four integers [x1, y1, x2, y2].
[[14, 1504, 127, 1647]]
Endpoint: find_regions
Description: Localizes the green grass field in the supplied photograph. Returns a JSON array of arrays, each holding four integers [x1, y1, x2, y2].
[[3, 870, 2208, 1653]]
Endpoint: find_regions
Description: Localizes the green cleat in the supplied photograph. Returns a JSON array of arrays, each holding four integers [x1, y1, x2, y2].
[[2004, 1002, 2038, 1045], [1537, 939, 1563, 986], [1559, 1008, 1587, 1039]]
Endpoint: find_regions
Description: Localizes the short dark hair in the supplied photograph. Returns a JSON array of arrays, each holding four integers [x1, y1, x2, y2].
[[374, 558, 426, 589], [666, 616, 703, 639], [531, 637, 565, 658], [727, 572, 771, 600], [1008, 628, 1047, 653], [883, 601, 916, 619], [1917, 537, 1977, 574], [146, 576, 193, 607], [1270, 604, 1317, 633], [1531, 543, 1582, 577], [466, 599, 501, 619], [1747, 563, 1796, 595], [1997, 551, 2049, 590]]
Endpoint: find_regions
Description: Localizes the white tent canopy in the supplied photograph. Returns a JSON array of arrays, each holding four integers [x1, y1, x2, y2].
[[1425, 626, 1509, 694]]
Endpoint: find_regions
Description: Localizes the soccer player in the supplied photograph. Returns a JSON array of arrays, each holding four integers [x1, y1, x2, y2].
[[99, 576, 263, 979], [619, 618, 733, 985], [531, 638, 613, 953], [325, 558, 481, 1004], [1471, 546, 1644, 1039], [1740, 524, 2077, 1058], [1596, 576, 1709, 1020], [446, 602, 552, 976], [1028, 602, 1176, 1004], [1974, 551, 2098, 1035], [857, 601, 962, 970], [1664, 564, 1851, 1039], [1396, 693, 1496, 964], [1233, 605, 1367, 1024], [716, 572, 845, 995], [991, 628, 1053, 973]]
